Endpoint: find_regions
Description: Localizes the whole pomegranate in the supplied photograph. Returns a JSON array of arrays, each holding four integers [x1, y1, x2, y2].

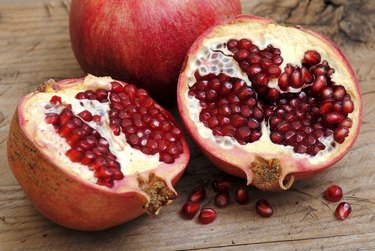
[[69, 0, 242, 104], [177, 16, 362, 191], [7, 75, 190, 231]]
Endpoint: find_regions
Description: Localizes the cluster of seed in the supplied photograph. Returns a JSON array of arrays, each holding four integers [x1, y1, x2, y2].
[[45, 97, 123, 188], [227, 38, 283, 101], [268, 55, 354, 153], [269, 92, 329, 155], [188, 73, 264, 145], [75, 82, 184, 164]]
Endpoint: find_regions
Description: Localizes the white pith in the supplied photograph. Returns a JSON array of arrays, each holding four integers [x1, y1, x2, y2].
[[183, 21, 359, 166], [21, 76, 163, 185]]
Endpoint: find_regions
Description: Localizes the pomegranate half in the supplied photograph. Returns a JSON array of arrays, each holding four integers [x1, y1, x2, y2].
[[177, 16, 362, 191], [69, 0, 241, 104], [7, 75, 190, 231]]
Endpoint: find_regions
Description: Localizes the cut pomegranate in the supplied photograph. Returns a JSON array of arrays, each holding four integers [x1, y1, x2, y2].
[[7, 75, 190, 231], [325, 185, 343, 202], [178, 16, 362, 191], [188, 186, 206, 203], [181, 202, 200, 219], [255, 199, 273, 218], [335, 202, 351, 220], [198, 208, 217, 224], [236, 187, 249, 204], [214, 192, 230, 207]]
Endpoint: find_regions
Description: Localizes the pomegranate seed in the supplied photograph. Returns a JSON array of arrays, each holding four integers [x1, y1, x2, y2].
[[321, 87, 333, 99], [226, 39, 238, 50], [333, 86, 346, 101], [92, 115, 101, 122], [271, 132, 283, 144], [111, 81, 125, 93], [301, 66, 313, 84], [181, 202, 200, 219], [59, 108, 73, 125], [45, 113, 59, 124], [237, 38, 252, 49], [215, 192, 229, 207], [212, 178, 231, 193], [342, 99, 354, 114], [75, 92, 87, 100], [236, 187, 249, 204], [198, 208, 216, 224], [303, 50, 321, 65], [256, 199, 273, 218], [335, 202, 351, 220], [290, 68, 302, 88], [324, 112, 344, 125], [234, 49, 249, 61], [334, 127, 349, 143], [66, 148, 84, 162], [311, 75, 327, 93], [95, 89, 108, 100], [278, 72, 289, 91], [188, 186, 206, 203], [81, 151, 96, 165], [340, 117, 353, 128], [78, 110, 93, 122], [319, 101, 333, 115], [50, 95, 62, 104], [325, 185, 343, 202]]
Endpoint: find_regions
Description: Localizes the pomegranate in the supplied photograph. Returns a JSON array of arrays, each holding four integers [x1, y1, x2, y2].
[[7, 75, 190, 231], [69, 0, 241, 104], [177, 16, 362, 191]]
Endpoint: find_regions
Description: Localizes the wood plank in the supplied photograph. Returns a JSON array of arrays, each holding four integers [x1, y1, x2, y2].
[[0, 0, 374, 250]]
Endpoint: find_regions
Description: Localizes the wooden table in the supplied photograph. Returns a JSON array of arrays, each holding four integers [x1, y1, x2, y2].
[[1, 0, 374, 250]]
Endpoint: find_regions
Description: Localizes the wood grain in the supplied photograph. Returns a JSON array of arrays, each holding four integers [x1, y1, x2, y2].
[[0, 0, 375, 250]]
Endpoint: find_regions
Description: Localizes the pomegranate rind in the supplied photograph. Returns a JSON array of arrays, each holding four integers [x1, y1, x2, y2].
[[7, 76, 190, 231], [177, 15, 362, 191]]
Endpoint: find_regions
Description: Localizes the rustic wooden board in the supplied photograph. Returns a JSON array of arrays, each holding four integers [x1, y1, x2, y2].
[[0, 0, 374, 250]]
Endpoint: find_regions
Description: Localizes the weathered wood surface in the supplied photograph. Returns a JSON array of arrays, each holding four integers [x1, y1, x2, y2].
[[0, 0, 374, 250]]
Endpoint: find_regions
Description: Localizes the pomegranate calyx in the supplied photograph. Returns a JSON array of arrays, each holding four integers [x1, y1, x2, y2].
[[250, 157, 295, 191], [138, 173, 177, 215]]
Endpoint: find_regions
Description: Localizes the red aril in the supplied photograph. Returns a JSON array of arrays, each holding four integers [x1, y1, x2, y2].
[[198, 208, 217, 224], [188, 186, 206, 203], [178, 15, 362, 191], [212, 178, 232, 193], [215, 192, 230, 207], [325, 185, 343, 202], [335, 202, 352, 220], [7, 75, 190, 231], [236, 187, 249, 204], [69, 0, 241, 104], [181, 202, 200, 219], [256, 199, 273, 218]]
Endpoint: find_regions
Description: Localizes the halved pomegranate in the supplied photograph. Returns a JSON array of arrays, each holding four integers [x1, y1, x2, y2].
[[7, 75, 190, 231], [177, 16, 362, 191]]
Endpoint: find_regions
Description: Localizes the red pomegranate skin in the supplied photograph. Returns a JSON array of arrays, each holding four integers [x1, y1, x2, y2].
[[69, 0, 242, 104], [7, 78, 189, 231]]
